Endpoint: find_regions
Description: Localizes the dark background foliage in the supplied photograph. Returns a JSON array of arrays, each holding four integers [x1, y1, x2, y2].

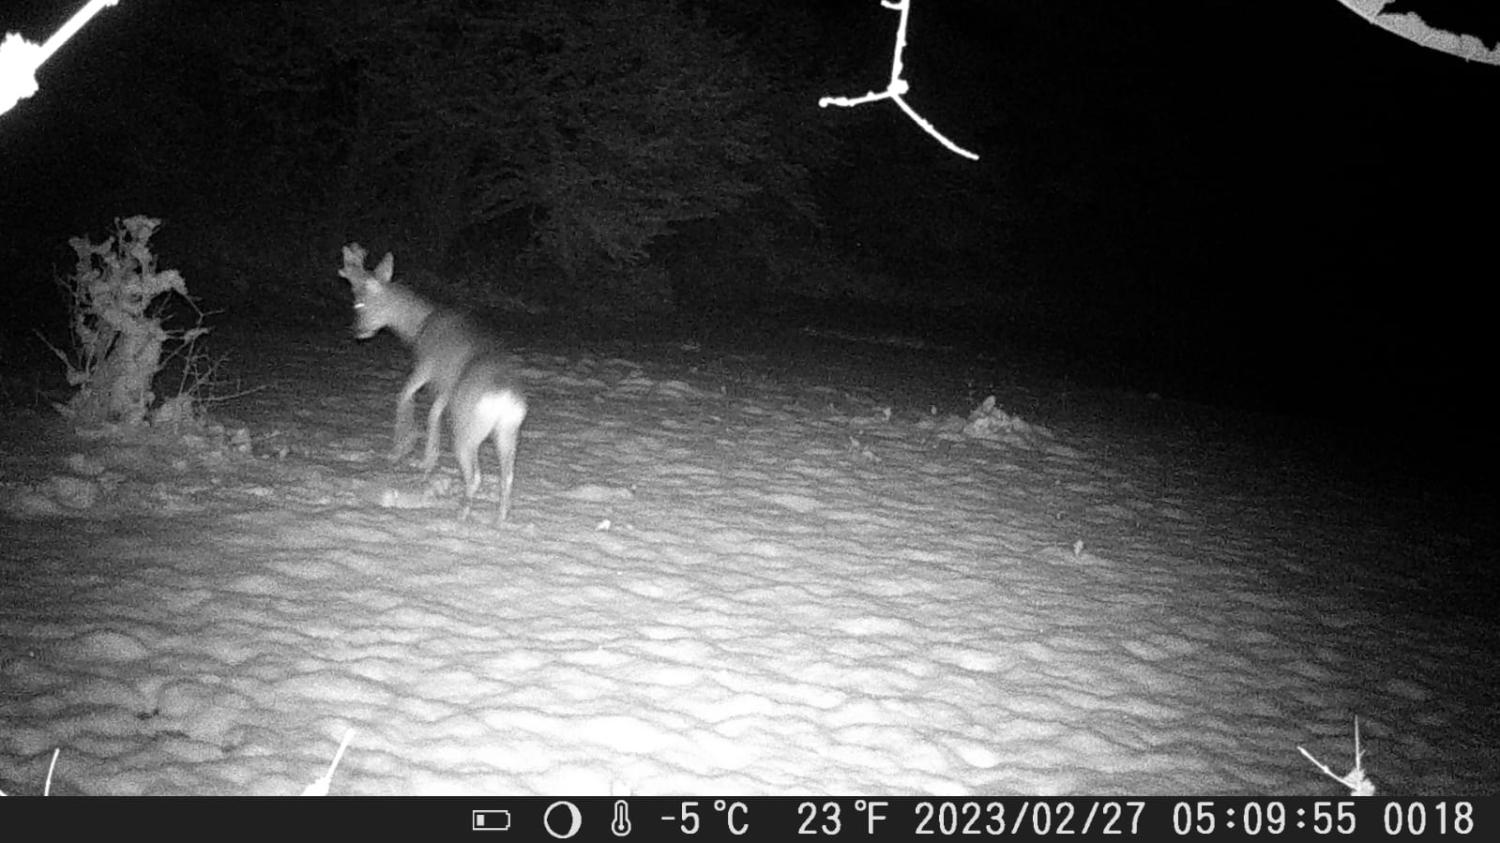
[[2, 0, 1495, 441]]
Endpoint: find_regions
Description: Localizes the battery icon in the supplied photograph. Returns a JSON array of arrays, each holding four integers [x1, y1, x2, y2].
[[473, 810, 512, 831]]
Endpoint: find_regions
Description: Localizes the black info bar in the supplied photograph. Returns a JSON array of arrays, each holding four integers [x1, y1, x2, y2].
[[4, 796, 1486, 841]]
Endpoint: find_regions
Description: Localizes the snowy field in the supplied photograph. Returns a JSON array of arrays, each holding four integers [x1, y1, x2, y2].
[[1, 323, 1495, 796]]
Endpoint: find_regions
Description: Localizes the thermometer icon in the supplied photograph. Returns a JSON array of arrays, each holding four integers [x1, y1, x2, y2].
[[611, 800, 632, 836]]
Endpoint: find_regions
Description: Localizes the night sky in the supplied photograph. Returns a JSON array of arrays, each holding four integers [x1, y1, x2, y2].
[[2, 1, 1495, 443]]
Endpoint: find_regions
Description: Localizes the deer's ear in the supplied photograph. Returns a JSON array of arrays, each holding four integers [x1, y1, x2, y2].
[[375, 252, 395, 283], [341, 243, 367, 267]]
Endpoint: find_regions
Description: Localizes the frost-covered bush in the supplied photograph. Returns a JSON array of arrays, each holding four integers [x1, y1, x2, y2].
[[46, 215, 208, 426]]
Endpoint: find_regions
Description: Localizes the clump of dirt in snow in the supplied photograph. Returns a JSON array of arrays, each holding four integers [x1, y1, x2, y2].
[[961, 394, 1054, 443]]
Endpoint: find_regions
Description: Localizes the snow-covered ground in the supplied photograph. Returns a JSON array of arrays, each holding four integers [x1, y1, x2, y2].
[[1, 323, 1494, 796]]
